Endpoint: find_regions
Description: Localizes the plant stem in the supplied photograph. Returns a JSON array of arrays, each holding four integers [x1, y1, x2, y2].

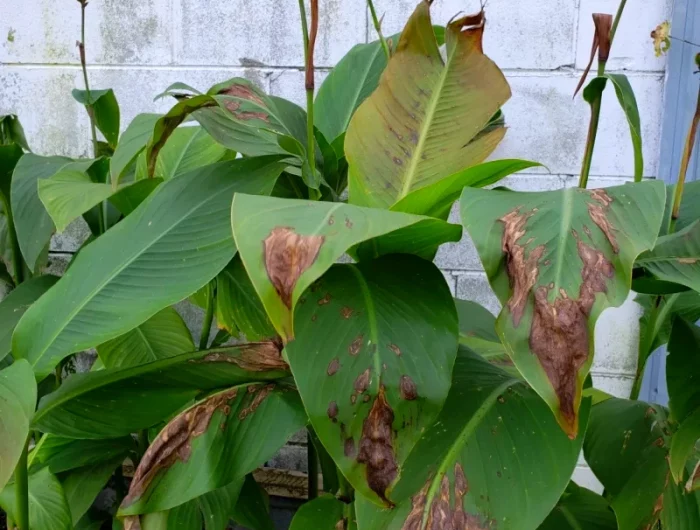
[[199, 284, 215, 350], [608, 0, 628, 45], [670, 86, 700, 233], [14, 436, 30, 530], [307, 432, 319, 500], [78, 1, 98, 159], [367, 0, 390, 59], [0, 193, 23, 286]]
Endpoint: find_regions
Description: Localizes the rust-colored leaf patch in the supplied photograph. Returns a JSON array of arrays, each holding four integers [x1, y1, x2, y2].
[[263, 227, 324, 309], [588, 189, 618, 253], [357, 388, 397, 503], [122, 516, 141, 530], [349, 334, 363, 356], [400, 375, 418, 401], [238, 384, 275, 420], [195, 342, 288, 372], [327, 357, 340, 376], [121, 387, 240, 507]]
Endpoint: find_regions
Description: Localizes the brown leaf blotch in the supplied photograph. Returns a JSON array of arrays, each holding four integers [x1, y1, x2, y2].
[[122, 387, 239, 507], [238, 384, 274, 420], [263, 227, 324, 309], [389, 343, 401, 356], [425, 464, 485, 530], [341, 306, 354, 319], [679, 258, 698, 264], [354, 368, 371, 393], [344, 437, 356, 457], [357, 389, 397, 503], [349, 334, 364, 356], [345, 217, 353, 229], [327, 357, 340, 376], [318, 293, 332, 305], [587, 190, 619, 253], [328, 401, 339, 421], [400, 375, 418, 401], [197, 342, 287, 372]]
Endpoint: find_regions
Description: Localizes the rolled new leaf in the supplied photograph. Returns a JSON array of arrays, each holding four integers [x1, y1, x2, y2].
[[460, 182, 665, 437]]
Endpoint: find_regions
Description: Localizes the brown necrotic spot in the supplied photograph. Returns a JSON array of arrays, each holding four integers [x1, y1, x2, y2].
[[263, 227, 324, 309], [357, 389, 397, 503], [499, 208, 546, 327], [400, 375, 418, 401], [238, 384, 275, 420], [196, 342, 287, 372], [587, 189, 619, 253], [318, 293, 331, 305], [344, 437, 356, 457], [122, 387, 240, 507], [389, 344, 401, 356], [345, 217, 353, 229], [354, 368, 371, 393], [328, 401, 339, 421], [423, 464, 486, 530], [328, 215, 335, 225], [341, 306, 354, 319], [679, 258, 698, 264], [327, 358, 340, 376], [349, 334, 363, 356]]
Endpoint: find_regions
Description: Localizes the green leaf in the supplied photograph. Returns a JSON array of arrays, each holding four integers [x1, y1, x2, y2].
[[0, 359, 36, 489], [0, 467, 71, 530], [197, 478, 244, 530], [109, 178, 162, 216], [583, 75, 643, 180], [289, 494, 345, 530], [127, 498, 203, 530], [11, 154, 96, 271], [584, 398, 700, 529], [72, 88, 120, 148], [538, 482, 617, 530], [314, 40, 387, 144], [111, 113, 160, 187], [286, 255, 457, 504], [37, 169, 113, 232], [231, 194, 461, 341], [0, 142, 23, 201], [391, 159, 542, 219], [671, 409, 700, 486], [637, 220, 700, 292], [33, 342, 289, 438], [215, 256, 276, 340], [460, 182, 666, 436], [0, 114, 30, 151], [0, 275, 58, 362], [345, 4, 510, 209], [14, 157, 286, 380], [62, 456, 124, 525], [97, 307, 194, 369], [231, 474, 274, 530], [666, 181, 700, 235], [355, 347, 589, 526], [29, 435, 134, 474], [118, 382, 306, 515]]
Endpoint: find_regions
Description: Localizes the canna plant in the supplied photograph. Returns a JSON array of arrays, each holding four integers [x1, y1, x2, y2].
[[1, 1, 700, 529]]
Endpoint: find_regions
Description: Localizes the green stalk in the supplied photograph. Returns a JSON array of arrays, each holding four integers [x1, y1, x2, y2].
[[578, 0, 629, 188], [0, 192, 23, 285], [307, 431, 319, 500], [14, 436, 30, 530], [199, 284, 215, 350], [78, 1, 98, 159], [669, 86, 700, 234], [367, 0, 390, 59]]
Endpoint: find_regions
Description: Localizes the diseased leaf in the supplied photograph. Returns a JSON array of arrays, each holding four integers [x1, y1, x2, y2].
[[72, 88, 120, 148], [97, 307, 194, 369], [231, 194, 461, 341], [461, 182, 665, 436], [0, 359, 36, 489], [14, 157, 286, 380], [538, 482, 617, 530], [286, 255, 458, 504], [345, 4, 510, 209], [356, 347, 589, 526], [33, 342, 289, 438], [0, 275, 58, 362], [0, 467, 71, 530], [118, 382, 306, 515], [289, 494, 345, 530]]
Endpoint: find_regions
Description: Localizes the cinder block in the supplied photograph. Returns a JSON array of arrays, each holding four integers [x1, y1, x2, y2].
[[455, 272, 501, 316], [576, 0, 672, 72], [590, 371, 635, 399], [435, 205, 481, 272], [367, 0, 577, 70], [44, 252, 72, 276], [51, 218, 91, 253], [592, 294, 641, 376], [441, 270, 456, 296], [174, 299, 218, 347], [266, 444, 308, 473], [490, 73, 664, 178], [178, 0, 366, 68], [269, 69, 329, 109], [1, 0, 173, 65]]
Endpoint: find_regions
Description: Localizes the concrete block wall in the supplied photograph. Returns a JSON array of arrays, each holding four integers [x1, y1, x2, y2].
[[1, 0, 672, 495]]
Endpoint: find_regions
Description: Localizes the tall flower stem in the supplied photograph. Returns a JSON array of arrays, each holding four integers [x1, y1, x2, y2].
[[367, 0, 390, 59]]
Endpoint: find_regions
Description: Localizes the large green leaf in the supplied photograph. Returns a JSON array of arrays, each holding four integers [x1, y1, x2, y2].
[[583, 75, 643, 181], [345, 3, 510, 209], [667, 318, 700, 483], [636, 220, 700, 292], [231, 474, 274, 530], [97, 307, 194, 369], [29, 435, 134, 474], [538, 482, 617, 530], [666, 181, 700, 235], [110, 113, 160, 187], [289, 494, 346, 530], [73, 88, 121, 148], [314, 40, 387, 144], [124, 499, 202, 530], [0, 467, 71, 530], [391, 159, 541, 219], [33, 342, 289, 438], [214, 256, 276, 340], [0, 142, 23, 201], [61, 456, 124, 525], [286, 256, 457, 504], [356, 347, 589, 527], [0, 359, 36, 489], [11, 154, 95, 271], [0, 275, 58, 362], [231, 194, 461, 341], [460, 182, 665, 436], [197, 478, 245, 530], [118, 382, 306, 515], [584, 398, 700, 529], [13, 157, 286, 380]]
